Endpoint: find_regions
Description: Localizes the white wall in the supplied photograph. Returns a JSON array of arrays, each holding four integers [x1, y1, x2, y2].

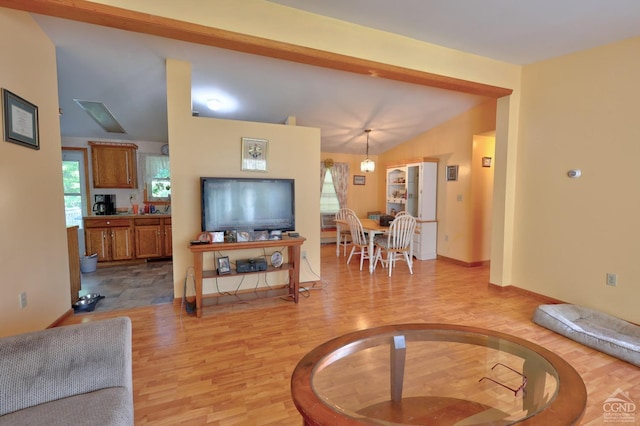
[[0, 9, 70, 337]]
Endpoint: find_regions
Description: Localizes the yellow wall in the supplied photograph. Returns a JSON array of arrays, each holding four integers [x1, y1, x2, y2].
[[0, 9, 70, 337], [379, 101, 497, 263], [167, 59, 321, 298], [513, 37, 640, 323], [470, 134, 495, 262]]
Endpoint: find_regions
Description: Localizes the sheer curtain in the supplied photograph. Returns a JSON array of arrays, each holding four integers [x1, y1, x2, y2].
[[139, 153, 170, 200]]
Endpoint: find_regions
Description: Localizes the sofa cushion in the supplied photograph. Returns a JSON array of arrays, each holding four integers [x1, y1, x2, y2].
[[533, 304, 640, 367], [0, 387, 132, 426], [0, 317, 131, 416]]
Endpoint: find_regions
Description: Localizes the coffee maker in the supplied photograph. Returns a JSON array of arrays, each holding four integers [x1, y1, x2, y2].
[[93, 194, 116, 215]]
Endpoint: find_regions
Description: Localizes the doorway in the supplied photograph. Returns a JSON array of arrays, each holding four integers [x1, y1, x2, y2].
[[62, 147, 90, 255]]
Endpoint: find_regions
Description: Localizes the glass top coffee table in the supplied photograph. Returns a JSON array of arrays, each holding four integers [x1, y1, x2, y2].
[[291, 324, 586, 425]]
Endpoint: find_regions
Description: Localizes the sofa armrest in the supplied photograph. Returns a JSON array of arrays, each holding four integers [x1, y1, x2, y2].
[[0, 317, 132, 416]]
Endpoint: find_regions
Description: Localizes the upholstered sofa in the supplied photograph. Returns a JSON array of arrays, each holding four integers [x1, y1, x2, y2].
[[0, 317, 133, 425], [533, 304, 640, 367]]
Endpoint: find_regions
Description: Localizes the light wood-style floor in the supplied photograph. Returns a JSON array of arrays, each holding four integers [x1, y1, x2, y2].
[[58, 244, 640, 425]]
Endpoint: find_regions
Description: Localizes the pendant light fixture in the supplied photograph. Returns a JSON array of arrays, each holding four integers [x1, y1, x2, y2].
[[360, 129, 375, 173]]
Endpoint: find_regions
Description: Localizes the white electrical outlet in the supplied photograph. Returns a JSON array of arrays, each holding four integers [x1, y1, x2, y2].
[[301, 251, 307, 259], [19, 291, 27, 309], [606, 273, 617, 287]]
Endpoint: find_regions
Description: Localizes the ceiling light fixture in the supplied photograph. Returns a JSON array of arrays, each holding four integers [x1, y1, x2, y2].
[[360, 129, 375, 173], [73, 99, 126, 133], [206, 98, 222, 111]]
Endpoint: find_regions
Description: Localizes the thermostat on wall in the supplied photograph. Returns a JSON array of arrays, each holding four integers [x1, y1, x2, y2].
[[567, 169, 582, 178]]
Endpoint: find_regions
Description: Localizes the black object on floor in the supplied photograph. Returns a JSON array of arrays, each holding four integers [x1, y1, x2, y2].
[[73, 294, 105, 312]]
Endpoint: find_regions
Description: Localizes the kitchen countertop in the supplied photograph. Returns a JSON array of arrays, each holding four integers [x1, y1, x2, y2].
[[84, 213, 171, 219]]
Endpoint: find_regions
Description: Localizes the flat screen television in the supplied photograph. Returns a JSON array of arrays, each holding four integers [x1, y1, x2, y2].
[[201, 177, 295, 232]]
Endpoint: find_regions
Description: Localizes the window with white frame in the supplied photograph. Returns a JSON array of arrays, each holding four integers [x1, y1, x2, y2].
[[320, 172, 340, 214], [141, 154, 170, 202]]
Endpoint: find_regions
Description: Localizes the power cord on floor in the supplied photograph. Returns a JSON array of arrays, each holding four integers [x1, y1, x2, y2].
[[300, 254, 330, 293], [179, 266, 197, 324]]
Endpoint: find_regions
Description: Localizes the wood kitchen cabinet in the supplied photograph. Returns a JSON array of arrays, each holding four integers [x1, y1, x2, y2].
[[84, 218, 134, 262], [89, 141, 138, 188], [134, 217, 172, 259], [163, 219, 172, 257]]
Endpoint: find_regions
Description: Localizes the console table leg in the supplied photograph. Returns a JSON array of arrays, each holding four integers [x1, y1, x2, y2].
[[194, 252, 203, 318], [390, 335, 406, 402], [289, 245, 300, 303]]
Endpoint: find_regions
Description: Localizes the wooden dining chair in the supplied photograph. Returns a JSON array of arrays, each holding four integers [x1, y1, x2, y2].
[[373, 214, 417, 276], [345, 214, 371, 271], [335, 208, 355, 256]]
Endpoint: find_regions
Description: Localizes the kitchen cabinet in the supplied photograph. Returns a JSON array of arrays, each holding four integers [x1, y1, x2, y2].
[[89, 141, 138, 188], [84, 218, 134, 262], [164, 219, 172, 257], [134, 217, 172, 259], [386, 159, 438, 260]]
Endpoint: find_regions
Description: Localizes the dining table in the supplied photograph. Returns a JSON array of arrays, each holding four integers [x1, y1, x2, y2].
[[336, 217, 390, 273]]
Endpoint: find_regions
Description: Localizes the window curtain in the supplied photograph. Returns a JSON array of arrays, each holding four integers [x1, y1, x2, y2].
[[139, 153, 170, 195], [330, 162, 349, 209], [320, 164, 328, 193]]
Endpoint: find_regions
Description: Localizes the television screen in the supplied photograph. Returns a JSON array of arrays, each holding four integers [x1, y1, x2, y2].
[[201, 177, 295, 232]]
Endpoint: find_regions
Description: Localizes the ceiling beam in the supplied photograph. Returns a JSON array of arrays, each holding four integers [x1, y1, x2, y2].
[[0, 0, 513, 98]]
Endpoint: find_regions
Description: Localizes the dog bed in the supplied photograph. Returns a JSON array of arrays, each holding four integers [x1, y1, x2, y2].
[[533, 304, 640, 367]]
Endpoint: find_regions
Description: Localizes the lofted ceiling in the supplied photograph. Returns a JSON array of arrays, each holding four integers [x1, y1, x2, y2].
[[29, 1, 640, 155]]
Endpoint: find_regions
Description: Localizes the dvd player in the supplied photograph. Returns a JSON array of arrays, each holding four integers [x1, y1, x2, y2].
[[236, 258, 268, 273]]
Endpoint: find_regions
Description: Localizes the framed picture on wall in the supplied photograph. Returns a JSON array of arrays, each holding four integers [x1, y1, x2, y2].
[[353, 175, 366, 185], [2, 89, 39, 150], [446, 165, 459, 181], [241, 137, 268, 171]]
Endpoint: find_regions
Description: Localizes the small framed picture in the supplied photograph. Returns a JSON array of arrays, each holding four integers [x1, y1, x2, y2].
[[241, 137, 268, 171], [217, 256, 231, 275], [353, 175, 366, 185], [446, 165, 459, 181], [482, 157, 492, 167], [2, 89, 39, 150], [211, 231, 224, 243]]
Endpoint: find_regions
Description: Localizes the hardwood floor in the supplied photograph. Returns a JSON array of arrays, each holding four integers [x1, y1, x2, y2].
[[58, 244, 640, 425]]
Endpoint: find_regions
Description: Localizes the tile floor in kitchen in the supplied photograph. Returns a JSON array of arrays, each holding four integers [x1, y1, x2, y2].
[[78, 260, 174, 313]]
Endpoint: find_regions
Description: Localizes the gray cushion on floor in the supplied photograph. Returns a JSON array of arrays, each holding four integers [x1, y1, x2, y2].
[[533, 304, 640, 367]]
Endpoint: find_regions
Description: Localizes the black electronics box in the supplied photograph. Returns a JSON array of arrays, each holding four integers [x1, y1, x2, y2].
[[379, 215, 395, 226], [236, 258, 268, 273]]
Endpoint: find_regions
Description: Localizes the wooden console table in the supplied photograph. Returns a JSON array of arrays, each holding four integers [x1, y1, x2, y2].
[[188, 236, 306, 318]]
